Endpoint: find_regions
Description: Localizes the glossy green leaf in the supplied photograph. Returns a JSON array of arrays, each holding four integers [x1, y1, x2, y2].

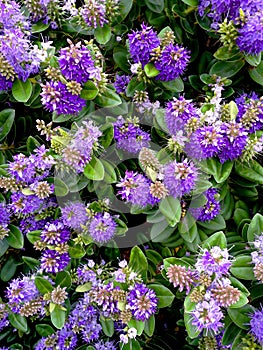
[[227, 304, 254, 330], [55, 271, 72, 288], [8, 313, 28, 333], [148, 283, 175, 308], [0, 109, 15, 141], [144, 315, 155, 337], [159, 196, 181, 227], [247, 213, 263, 243], [145, 0, 164, 13], [129, 246, 148, 282], [230, 255, 256, 280], [100, 316, 114, 337], [94, 24, 111, 44], [248, 60, 263, 85], [6, 225, 24, 249], [80, 81, 99, 100], [94, 87, 122, 107], [209, 59, 245, 78], [202, 231, 227, 249], [51, 305, 66, 329], [161, 77, 184, 92], [127, 319, 145, 336], [35, 276, 53, 294], [36, 324, 55, 337], [235, 160, 263, 184], [144, 63, 160, 78], [0, 256, 17, 281], [84, 157, 105, 181], [12, 79, 33, 102]]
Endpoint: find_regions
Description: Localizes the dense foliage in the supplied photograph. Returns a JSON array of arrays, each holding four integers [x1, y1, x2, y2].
[[0, 0, 263, 349]]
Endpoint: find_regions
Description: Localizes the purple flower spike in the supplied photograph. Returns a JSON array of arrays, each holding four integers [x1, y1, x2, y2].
[[128, 23, 160, 67]]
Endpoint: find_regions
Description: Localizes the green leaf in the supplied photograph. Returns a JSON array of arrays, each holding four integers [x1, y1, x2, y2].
[[54, 178, 69, 197], [221, 322, 242, 346], [68, 244, 86, 258], [6, 224, 24, 249], [244, 53, 261, 66], [0, 256, 17, 281], [230, 256, 256, 280], [159, 196, 181, 227], [249, 60, 263, 85], [209, 59, 245, 78], [51, 305, 66, 329], [84, 157, 105, 181], [144, 315, 155, 337], [94, 24, 111, 44], [227, 304, 254, 330], [213, 46, 240, 61], [113, 46, 130, 72], [12, 79, 33, 102], [115, 0, 133, 22], [247, 213, 263, 243], [26, 230, 41, 244], [145, 0, 164, 13], [31, 21, 49, 33], [144, 63, 160, 78], [80, 81, 99, 100], [161, 77, 184, 92], [198, 214, 226, 232], [122, 339, 141, 350], [8, 313, 28, 333], [128, 246, 148, 282], [0, 239, 9, 257], [35, 276, 53, 294], [150, 220, 174, 242], [181, 0, 198, 5], [184, 312, 200, 339], [126, 77, 145, 97], [127, 319, 145, 336], [229, 291, 248, 309], [36, 324, 55, 337], [178, 213, 198, 243], [199, 158, 233, 183], [202, 231, 227, 249], [75, 282, 92, 293], [0, 109, 15, 141], [22, 256, 40, 269], [94, 87, 122, 107], [100, 316, 114, 337], [235, 160, 263, 184], [148, 283, 175, 308], [27, 135, 40, 152], [55, 271, 72, 288]]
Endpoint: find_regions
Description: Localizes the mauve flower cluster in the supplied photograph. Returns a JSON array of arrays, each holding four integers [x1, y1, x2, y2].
[[0, 145, 57, 236], [29, 259, 158, 348], [117, 170, 160, 207], [198, 0, 263, 54], [128, 23, 190, 81], [250, 308, 263, 346], [41, 40, 101, 116], [251, 232, 263, 283], [113, 116, 151, 154], [164, 82, 261, 165], [166, 246, 241, 336], [6, 275, 45, 316], [190, 188, 221, 222], [61, 120, 102, 172], [39, 221, 71, 273], [163, 159, 198, 199], [0, 1, 42, 90]]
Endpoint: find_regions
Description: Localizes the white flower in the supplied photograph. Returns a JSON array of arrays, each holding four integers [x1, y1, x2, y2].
[[128, 327, 137, 339]]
